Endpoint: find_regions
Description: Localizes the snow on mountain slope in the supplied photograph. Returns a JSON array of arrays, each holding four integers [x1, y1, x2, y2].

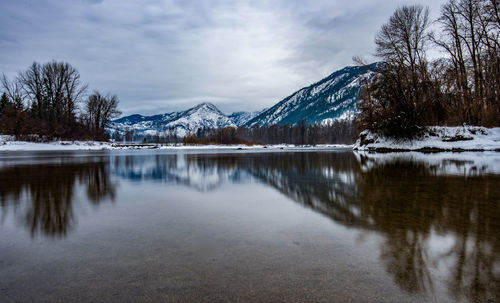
[[109, 102, 235, 137], [246, 64, 376, 126], [163, 102, 235, 137], [228, 111, 262, 126], [108, 64, 377, 137]]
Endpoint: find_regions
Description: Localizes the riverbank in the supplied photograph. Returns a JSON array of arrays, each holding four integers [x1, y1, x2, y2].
[[354, 126, 500, 152], [0, 136, 115, 151], [5, 125, 500, 152], [0, 137, 352, 151]]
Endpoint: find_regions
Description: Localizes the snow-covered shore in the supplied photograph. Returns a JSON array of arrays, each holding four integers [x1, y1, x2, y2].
[[0, 136, 352, 152], [354, 126, 500, 152], [0, 137, 115, 151], [4, 126, 499, 152]]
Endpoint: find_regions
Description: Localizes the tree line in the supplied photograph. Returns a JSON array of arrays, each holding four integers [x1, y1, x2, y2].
[[1, 61, 121, 140], [357, 0, 500, 138], [181, 120, 357, 145], [112, 121, 357, 146]]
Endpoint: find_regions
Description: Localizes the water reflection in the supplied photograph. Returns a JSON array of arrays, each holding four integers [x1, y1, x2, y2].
[[0, 151, 499, 302], [110, 151, 500, 302], [111, 154, 247, 191], [356, 156, 500, 301], [247, 152, 499, 302], [0, 160, 116, 238]]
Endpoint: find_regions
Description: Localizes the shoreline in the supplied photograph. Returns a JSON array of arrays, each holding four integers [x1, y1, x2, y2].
[[3, 126, 500, 153], [354, 126, 500, 152], [0, 140, 354, 152], [354, 146, 500, 153]]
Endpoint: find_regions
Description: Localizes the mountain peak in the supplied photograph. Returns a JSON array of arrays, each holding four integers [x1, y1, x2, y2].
[[185, 102, 225, 116], [110, 101, 234, 138], [192, 102, 219, 111], [109, 63, 377, 138]]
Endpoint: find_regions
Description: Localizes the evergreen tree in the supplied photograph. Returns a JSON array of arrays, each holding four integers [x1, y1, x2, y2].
[[0, 92, 9, 115]]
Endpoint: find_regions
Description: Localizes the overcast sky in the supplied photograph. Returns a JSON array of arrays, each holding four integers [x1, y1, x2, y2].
[[1, 0, 446, 116]]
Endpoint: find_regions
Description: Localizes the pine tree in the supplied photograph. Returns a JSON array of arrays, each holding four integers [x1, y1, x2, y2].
[[0, 92, 9, 115]]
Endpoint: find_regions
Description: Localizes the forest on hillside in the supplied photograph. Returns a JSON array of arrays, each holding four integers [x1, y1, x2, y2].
[[358, 0, 500, 138], [0, 61, 120, 141]]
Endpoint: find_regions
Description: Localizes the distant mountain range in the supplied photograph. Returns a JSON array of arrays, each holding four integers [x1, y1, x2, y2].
[[108, 64, 376, 137], [110, 102, 235, 137]]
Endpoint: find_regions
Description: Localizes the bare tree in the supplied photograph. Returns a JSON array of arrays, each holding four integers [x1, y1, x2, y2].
[[433, 0, 500, 125], [375, 5, 430, 73], [460, 0, 485, 97], [481, 0, 500, 124], [357, 0, 500, 135], [1, 61, 124, 139], [19, 61, 87, 125], [433, 0, 471, 123], [1, 74, 24, 110], [84, 91, 121, 139], [358, 5, 437, 138]]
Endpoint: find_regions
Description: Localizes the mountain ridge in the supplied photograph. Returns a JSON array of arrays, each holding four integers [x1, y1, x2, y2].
[[109, 102, 235, 137], [109, 63, 376, 137], [246, 63, 376, 126]]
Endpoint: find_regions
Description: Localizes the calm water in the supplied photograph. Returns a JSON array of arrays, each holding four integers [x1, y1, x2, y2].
[[0, 149, 499, 302]]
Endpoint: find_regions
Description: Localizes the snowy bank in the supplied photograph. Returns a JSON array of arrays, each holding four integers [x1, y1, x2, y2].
[[159, 144, 352, 150], [0, 137, 352, 152], [0, 140, 115, 151], [354, 126, 500, 152]]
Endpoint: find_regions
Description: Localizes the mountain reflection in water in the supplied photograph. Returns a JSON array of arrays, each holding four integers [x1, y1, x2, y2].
[[0, 151, 498, 302]]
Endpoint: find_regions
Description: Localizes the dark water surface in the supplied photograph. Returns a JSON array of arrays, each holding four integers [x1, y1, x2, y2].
[[0, 149, 499, 302]]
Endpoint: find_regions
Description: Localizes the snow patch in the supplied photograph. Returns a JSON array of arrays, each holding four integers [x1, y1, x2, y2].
[[0, 136, 353, 152], [355, 126, 500, 151], [0, 140, 114, 151]]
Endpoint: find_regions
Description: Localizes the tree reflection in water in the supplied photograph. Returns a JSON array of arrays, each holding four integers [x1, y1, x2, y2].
[[0, 151, 498, 302], [354, 156, 500, 302], [138, 152, 497, 303], [0, 160, 116, 238], [246, 152, 499, 302]]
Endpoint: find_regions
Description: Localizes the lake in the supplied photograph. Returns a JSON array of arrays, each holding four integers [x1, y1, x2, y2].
[[0, 149, 499, 302]]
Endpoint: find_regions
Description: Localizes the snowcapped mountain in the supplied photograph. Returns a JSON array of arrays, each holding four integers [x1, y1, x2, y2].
[[245, 64, 376, 126], [228, 111, 262, 126], [110, 102, 235, 137], [108, 64, 376, 137]]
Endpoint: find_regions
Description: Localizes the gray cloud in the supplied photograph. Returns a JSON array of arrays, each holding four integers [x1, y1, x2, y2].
[[0, 0, 445, 116]]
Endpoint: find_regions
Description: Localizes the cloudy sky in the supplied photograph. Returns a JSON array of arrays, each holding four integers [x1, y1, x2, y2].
[[1, 0, 445, 116]]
